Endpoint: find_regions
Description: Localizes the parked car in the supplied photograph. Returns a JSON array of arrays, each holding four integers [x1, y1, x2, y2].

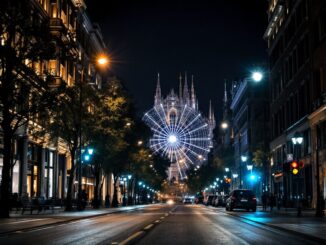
[[213, 195, 227, 207], [225, 189, 256, 212], [204, 195, 216, 206]]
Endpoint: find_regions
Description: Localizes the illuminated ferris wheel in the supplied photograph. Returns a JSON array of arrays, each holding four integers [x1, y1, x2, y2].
[[143, 103, 211, 178]]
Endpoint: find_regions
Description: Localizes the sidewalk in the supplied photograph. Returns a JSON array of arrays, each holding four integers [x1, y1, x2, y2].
[[0, 205, 146, 235], [230, 206, 326, 243]]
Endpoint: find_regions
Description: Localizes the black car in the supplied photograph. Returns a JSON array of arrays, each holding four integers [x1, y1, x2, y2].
[[225, 189, 257, 212]]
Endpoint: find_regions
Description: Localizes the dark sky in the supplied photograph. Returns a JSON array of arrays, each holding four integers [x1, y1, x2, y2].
[[85, 0, 268, 120]]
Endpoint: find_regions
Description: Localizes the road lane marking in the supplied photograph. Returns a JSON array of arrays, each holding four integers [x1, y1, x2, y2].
[[29, 226, 55, 232], [154, 220, 161, 223], [165, 213, 168, 216], [143, 224, 154, 230], [119, 231, 145, 245], [160, 216, 165, 219]]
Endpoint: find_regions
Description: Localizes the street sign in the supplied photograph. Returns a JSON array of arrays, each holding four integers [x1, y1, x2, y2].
[[287, 154, 293, 162]]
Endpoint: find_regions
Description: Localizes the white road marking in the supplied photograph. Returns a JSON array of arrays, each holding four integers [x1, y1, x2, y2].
[[119, 231, 145, 245], [144, 224, 154, 230]]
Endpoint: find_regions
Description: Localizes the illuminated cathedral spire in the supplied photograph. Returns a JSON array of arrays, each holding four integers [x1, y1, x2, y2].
[[179, 73, 183, 104], [154, 73, 162, 105], [183, 72, 190, 105], [191, 75, 196, 109]]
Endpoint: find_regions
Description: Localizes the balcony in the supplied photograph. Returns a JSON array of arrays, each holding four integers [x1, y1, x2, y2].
[[49, 18, 66, 36], [48, 76, 64, 88]]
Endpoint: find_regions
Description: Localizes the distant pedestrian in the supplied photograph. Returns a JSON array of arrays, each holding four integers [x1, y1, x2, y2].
[[270, 193, 275, 211], [105, 194, 111, 208], [262, 192, 267, 211], [277, 195, 281, 210]]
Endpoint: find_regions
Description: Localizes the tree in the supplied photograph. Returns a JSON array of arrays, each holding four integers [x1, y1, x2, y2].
[[90, 78, 134, 207], [47, 81, 97, 211], [0, 0, 55, 218]]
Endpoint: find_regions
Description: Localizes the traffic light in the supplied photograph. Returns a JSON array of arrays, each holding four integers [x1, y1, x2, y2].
[[291, 161, 299, 175]]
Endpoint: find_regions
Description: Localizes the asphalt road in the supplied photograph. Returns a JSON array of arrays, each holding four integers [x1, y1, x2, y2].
[[0, 204, 173, 245], [137, 205, 318, 245], [0, 204, 319, 245]]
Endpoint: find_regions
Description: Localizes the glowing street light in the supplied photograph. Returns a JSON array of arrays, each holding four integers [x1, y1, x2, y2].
[[252, 71, 263, 82], [291, 132, 303, 145], [87, 148, 94, 155], [221, 122, 228, 129], [241, 155, 248, 162], [97, 55, 109, 66], [247, 164, 253, 171]]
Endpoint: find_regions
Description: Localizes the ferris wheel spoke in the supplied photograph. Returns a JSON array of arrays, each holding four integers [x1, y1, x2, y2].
[[181, 140, 210, 153], [144, 112, 169, 135], [184, 123, 208, 135], [154, 106, 169, 128]]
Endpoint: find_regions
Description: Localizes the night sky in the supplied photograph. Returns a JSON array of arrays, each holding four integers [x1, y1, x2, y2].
[[85, 0, 268, 120]]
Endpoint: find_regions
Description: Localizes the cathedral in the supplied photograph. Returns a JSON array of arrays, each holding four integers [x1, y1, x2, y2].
[[145, 73, 215, 182]]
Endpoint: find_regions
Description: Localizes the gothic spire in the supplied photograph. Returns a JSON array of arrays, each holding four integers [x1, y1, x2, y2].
[[183, 72, 190, 104], [179, 73, 183, 103], [154, 73, 162, 105], [224, 79, 228, 105], [209, 100, 212, 120], [191, 75, 196, 109]]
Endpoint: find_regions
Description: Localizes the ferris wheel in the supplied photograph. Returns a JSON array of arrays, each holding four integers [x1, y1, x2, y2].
[[143, 104, 211, 178]]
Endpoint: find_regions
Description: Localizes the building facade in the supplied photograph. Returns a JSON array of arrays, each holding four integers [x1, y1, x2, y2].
[[0, 0, 115, 204], [230, 76, 269, 196], [265, 0, 326, 208]]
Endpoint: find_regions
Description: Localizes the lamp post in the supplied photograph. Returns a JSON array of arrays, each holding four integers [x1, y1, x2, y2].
[[77, 55, 108, 209], [291, 132, 303, 216], [240, 155, 247, 189]]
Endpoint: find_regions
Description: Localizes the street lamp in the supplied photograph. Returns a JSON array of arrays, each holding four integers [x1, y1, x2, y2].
[[221, 122, 228, 129], [77, 54, 109, 209], [246, 164, 253, 172], [251, 71, 263, 82], [241, 155, 248, 162], [291, 132, 304, 216]]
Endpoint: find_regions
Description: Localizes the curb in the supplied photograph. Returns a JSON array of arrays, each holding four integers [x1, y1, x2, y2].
[[0, 206, 144, 236], [213, 207, 326, 244]]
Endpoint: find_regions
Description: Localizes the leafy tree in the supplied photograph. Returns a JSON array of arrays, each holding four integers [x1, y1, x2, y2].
[[47, 81, 96, 211], [0, 0, 55, 218], [90, 78, 134, 207]]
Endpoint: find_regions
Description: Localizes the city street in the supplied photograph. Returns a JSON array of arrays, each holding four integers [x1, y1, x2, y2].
[[0, 204, 324, 244]]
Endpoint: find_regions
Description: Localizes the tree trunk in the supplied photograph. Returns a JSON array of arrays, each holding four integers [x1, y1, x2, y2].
[[93, 165, 101, 209], [112, 175, 119, 207], [0, 123, 13, 218], [65, 149, 75, 211]]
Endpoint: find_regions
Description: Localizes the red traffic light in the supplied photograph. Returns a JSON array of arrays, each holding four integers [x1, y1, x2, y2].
[[299, 161, 304, 168], [291, 161, 298, 169]]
